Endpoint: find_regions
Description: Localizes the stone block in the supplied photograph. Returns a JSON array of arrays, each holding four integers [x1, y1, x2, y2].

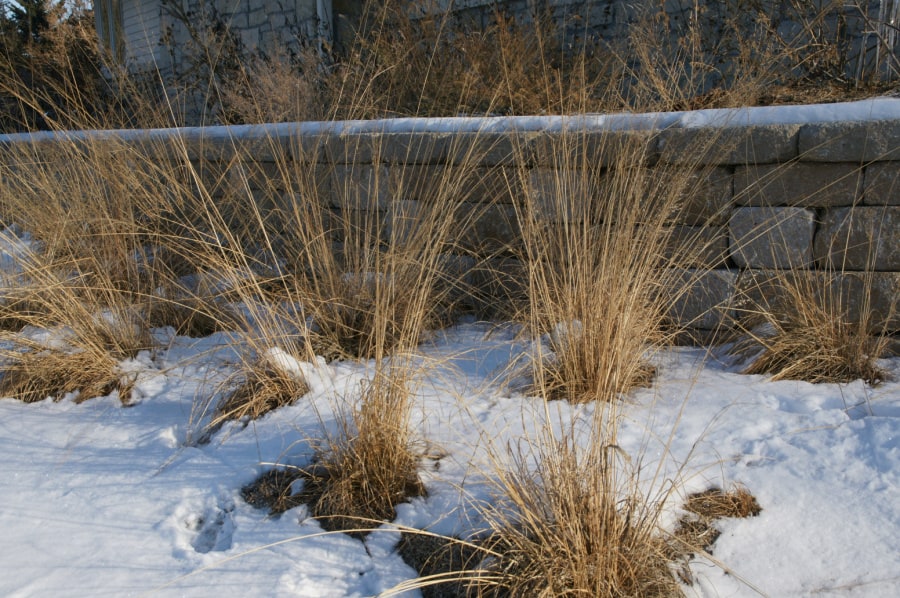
[[187, 159, 231, 196], [378, 133, 456, 164], [324, 133, 382, 164], [666, 268, 738, 330], [384, 199, 422, 246], [528, 167, 600, 223], [227, 161, 288, 191], [813, 207, 900, 270], [182, 131, 290, 162], [328, 164, 389, 210], [733, 268, 808, 326], [729, 207, 816, 268], [668, 166, 733, 225], [664, 226, 729, 268], [458, 203, 521, 254], [734, 269, 900, 332], [799, 120, 900, 162], [388, 165, 517, 204], [466, 167, 520, 204], [289, 164, 333, 200], [528, 164, 730, 226], [248, 8, 269, 28], [734, 162, 862, 207], [530, 129, 658, 168], [659, 124, 800, 166], [329, 208, 388, 246], [267, 11, 288, 29], [240, 28, 259, 50], [467, 256, 528, 318], [834, 271, 900, 331], [446, 132, 535, 167], [289, 0, 317, 20], [863, 161, 900, 205], [383, 195, 470, 247], [287, 133, 328, 162]]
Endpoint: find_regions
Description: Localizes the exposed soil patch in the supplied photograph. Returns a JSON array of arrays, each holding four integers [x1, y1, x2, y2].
[[396, 532, 483, 598], [241, 464, 425, 539], [295, 464, 425, 539], [240, 468, 305, 514]]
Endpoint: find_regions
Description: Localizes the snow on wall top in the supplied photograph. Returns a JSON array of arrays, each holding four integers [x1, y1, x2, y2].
[[2, 97, 900, 145]]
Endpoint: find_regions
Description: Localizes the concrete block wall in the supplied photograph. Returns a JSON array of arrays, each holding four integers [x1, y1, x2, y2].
[[3, 117, 898, 342], [174, 118, 900, 339]]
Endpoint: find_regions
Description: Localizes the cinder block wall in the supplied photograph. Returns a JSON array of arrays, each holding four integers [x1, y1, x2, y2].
[[3, 117, 898, 342]]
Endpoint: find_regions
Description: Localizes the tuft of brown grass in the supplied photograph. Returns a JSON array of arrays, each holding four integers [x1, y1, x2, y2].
[[467, 419, 681, 598], [512, 130, 726, 404], [211, 351, 310, 429], [683, 485, 762, 521], [669, 485, 761, 582], [730, 271, 891, 385], [241, 468, 306, 515], [297, 366, 425, 538], [0, 337, 135, 404]]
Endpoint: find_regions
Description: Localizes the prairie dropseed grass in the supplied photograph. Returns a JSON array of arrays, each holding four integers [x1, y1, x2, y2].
[[730, 270, 891, 384]]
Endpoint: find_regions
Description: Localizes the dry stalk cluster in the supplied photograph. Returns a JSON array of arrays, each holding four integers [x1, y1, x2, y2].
[[0, 4, 895, 595]]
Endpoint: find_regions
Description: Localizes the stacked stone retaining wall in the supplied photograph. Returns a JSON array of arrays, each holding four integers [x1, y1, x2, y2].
[[2, 116, 898, 345]]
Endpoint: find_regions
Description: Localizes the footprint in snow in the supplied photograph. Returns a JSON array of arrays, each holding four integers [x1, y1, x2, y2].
[[184, 501, 235, 553]]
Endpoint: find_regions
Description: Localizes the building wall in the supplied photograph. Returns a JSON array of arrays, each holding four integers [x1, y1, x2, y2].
[[111, 0, 900, 83], [159, 0, 330, 68], [122, 0, 166, 69]]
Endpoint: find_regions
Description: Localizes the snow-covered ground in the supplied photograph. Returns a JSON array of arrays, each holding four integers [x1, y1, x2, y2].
[[0, 320, 897, 597], [1, 101, 899, 596]]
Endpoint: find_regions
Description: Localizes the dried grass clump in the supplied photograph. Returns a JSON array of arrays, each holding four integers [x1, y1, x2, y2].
[[395, 532, 483, 598], [298, 368, 425, 537], [0, 341, 133, 404], [470, 430, 679, 597], [731, 273, 890, 385], [515, 133, 719, 404], [670, 485, 762, 582], [145, 298, 236, 338], [683, 486, 762, 521], [213, 356, 310, 428], [304, 266, 458, 361], [0, 292, 46, 332]]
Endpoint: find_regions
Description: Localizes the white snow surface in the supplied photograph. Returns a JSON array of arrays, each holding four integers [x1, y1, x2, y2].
[[1, 102, 899, 596], [0, 322, 898, 597]]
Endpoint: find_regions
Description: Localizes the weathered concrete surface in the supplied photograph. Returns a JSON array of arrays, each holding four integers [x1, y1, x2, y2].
[[664, 225, 729, 268], [729, 207, 817, 268], [328, 164, 390, 210], [735, 269, 899, 331], [814, 207, 900, 270], [4, 114, 899, 339], [666, 268, 738, 330], [530, 130, 659, 168], [799, 121, 900, 162], [388, 165, 518, 204], [458, 203, 521, 254], [669, 166, 733, 225], [658, 125, 800, 165], [734, 162, 862, 207], [863, 161, 900, 205]]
